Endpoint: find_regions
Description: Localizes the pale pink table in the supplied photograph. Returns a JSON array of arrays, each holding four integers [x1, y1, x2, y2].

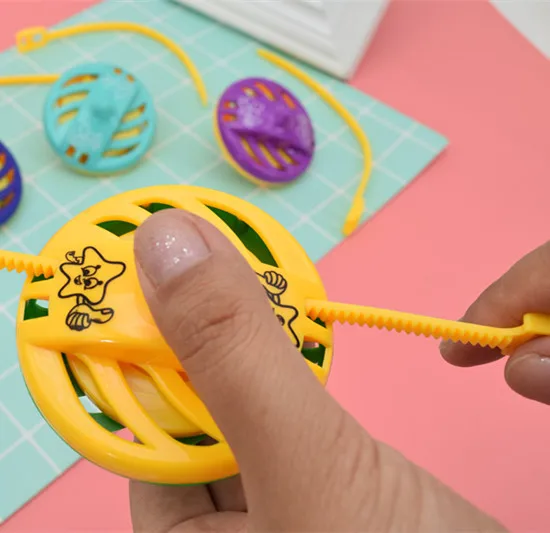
[[1, 1, 549, 531]]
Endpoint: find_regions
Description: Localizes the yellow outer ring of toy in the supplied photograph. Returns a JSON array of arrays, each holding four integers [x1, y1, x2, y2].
[[16, 185, 333, 485]]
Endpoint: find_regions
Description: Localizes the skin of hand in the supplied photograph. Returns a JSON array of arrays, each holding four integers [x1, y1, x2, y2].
[[440, 241, 550, 405], [130, 208, 509, 533]]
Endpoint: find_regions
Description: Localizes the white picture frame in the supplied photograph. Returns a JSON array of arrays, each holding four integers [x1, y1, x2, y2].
[[171, 0, 390, 79], [490, 0, 550, 59]]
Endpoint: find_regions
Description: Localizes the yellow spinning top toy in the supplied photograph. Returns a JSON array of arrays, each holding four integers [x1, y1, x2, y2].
[[1, 185, 550, 486]]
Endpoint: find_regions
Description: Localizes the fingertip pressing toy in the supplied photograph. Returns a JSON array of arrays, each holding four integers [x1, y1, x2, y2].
[[44, 62, 156, 176], [1, 185, 549, 486], [214, 77, 315, 186], [0, 141, 23, 225]]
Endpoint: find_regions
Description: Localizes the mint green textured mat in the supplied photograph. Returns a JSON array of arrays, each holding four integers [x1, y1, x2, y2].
[[0, 0, 448, 522]]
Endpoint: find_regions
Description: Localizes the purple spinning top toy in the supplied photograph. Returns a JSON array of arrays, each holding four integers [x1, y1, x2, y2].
[[0, 141, 22, 225], [215, 78, 315, 185]]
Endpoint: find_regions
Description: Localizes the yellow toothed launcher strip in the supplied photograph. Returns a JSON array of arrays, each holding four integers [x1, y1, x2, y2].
[[305, 300, 550, 354], [2, 249, 549, 354], [0, 251, 58, 278]]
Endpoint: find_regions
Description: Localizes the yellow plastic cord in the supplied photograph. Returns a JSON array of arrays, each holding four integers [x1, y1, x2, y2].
[[15, 23, 208, 106], [305, 299, 550, 355], [257, 49, 373, 236], [0, 74, 59, 86]]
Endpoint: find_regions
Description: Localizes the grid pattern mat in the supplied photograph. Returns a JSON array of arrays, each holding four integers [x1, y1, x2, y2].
[[0, 0, 448, 522]]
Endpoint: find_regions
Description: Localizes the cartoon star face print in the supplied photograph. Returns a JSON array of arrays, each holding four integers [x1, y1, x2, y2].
[[59, 247, 125, 305], [57, 247, 126, 332]]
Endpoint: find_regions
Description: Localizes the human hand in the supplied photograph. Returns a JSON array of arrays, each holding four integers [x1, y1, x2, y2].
[[130, 209, 505, 533], [440, 242, 550, 405]]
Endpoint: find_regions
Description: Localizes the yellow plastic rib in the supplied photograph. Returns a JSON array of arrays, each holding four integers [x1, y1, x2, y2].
[[15, 23, 208, 106], [257, 49, 373, 236], [305, 299, 550, 354], [0, 250, 58, 278], [0, 74, 59, 86]]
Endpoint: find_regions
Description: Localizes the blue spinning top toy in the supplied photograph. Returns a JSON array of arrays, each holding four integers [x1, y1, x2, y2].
[[43, 62, 156, 176], [0, 141, 22, 225]]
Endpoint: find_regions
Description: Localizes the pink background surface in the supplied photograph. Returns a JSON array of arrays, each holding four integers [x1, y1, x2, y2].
[[1, 0, 549, 531]]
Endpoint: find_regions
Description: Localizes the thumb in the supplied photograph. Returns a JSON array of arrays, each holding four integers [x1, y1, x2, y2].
[[133, 209, 347, 483], [504, 337, 550, 405]]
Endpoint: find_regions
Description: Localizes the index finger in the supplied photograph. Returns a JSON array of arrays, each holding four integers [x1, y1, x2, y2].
[[440, 241, 550, 367]]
